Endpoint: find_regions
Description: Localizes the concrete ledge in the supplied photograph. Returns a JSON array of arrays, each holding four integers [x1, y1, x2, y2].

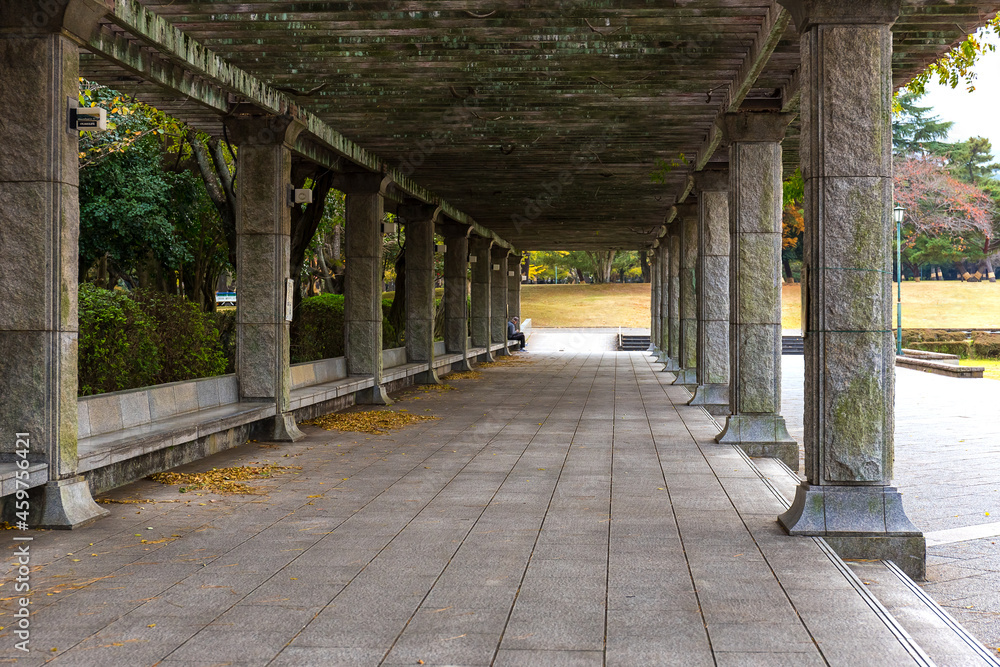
[[0, 462, 49, 497], [896, 356, 983, 378], [900, 348, 960, 366]]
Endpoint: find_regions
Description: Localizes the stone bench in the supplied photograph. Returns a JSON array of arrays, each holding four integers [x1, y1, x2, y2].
[[900, 348, 960, 366], [77, 375, 276, 493], [0, 461, 49, 498], [896, 355, 983, 378]]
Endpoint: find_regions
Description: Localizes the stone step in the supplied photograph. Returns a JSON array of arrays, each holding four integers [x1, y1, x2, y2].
[[782, 335, 804, 355], [619, 334, 650, 351], [743, 452, 1000, 667]]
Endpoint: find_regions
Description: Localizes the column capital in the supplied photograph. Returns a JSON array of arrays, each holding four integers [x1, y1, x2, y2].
[[690, 169, 729, 194], [470, 235, 494, 251], [720, 112, 796, 145], [671, 202, 699, 222], [777, 0, 900, 32], [397, 200, 440, 224], [441, 222, 473, 239], [223, 112, 305, 147], [0, 0, 106, 40], [332, 171, 390, 194]]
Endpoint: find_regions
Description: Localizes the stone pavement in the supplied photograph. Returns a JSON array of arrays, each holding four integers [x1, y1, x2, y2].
[[1, 352, 939, 666], [782, 357, 1000, 653]]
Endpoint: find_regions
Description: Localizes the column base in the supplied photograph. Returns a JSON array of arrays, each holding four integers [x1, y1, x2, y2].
[[477, 350, 495, 363], [357, 384, 393, 406], [660, 357, 681, 372], [31, 477, 109, 529], [716, 414, 799, 471], [451, 353, 473, 372], [672, 368, 697, 386], [496, 343, 511, 357], [413, 368, 441, 385], [262, 413, 306, 442], [778, 483, 926, 580], [687, 384, 730, 416]]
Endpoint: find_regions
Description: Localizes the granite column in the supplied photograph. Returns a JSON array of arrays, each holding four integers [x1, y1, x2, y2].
[[776, 0, 924, 579]]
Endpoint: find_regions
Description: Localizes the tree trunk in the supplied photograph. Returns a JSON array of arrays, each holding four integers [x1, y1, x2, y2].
[[289, 162, 336, 315], [640, 252, 650, 282], [387, 247, 405, 345]]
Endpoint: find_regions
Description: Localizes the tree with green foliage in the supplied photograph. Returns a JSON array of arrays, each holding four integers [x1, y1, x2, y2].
[[893, 92, 954, 156]]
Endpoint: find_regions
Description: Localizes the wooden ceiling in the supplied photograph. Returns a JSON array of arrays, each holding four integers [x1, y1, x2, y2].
[[79, 1, 1000, 249]]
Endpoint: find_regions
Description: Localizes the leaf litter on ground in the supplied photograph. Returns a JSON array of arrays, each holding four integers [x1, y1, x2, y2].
[[304, 409, 439, 435], [148, 463, 298, 495]]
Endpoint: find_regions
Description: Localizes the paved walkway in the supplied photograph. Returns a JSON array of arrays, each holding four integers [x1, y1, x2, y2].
[[2, 352, 939, 666], [782, 357, 1000, 652]]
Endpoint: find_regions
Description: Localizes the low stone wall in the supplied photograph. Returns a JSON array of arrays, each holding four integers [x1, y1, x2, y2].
[[896, 355, 983, 378]]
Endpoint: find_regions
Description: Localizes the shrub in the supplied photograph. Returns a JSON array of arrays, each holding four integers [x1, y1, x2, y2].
[[291, 293, 402, 362], [78, 284, 161, 396], [972, 332, 1000, 358], [291, 294, 345, 363], [130, 289, 228, 384], [208, 309, 237, 373], [902, 329, 968, 345]]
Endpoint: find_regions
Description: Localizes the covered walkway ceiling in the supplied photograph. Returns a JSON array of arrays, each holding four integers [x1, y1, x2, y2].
[[79, 1, 1000, 249]]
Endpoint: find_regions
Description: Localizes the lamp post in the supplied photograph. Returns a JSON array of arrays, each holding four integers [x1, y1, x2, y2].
[[893, 204, 905, 356]]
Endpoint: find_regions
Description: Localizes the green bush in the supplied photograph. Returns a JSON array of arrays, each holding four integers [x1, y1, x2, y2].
[[291, 294, 401, 363], [78, 284, 161, 396], [902, 329, 967, 345], [130, 290, 228, 384], [208, 309, 236, 373], [291, 294, 345, 363], [971, 332, 1000, 358], [78, 286, 227, 396]]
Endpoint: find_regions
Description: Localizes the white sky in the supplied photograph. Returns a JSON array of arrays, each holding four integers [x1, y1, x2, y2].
[[919, 33, 1000, 151]]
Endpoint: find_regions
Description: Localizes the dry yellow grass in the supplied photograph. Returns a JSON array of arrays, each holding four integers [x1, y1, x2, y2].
[[520, 282, 1000, 332], [782, 282, 1000, 331], [521, 284, 651, 328]]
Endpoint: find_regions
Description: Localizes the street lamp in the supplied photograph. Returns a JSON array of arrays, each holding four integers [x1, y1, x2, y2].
[[893, 204, 905, 356]]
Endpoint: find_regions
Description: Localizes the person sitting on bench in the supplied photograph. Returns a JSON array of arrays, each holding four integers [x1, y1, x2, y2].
[[507, 317, 527, 350]]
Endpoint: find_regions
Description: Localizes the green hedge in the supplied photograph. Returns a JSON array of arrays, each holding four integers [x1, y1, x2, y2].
[[78, 284, 161, 396], [290, 294, 398, 364], [78, 286, 227, 396], [972, 332, 1000, 358], [901, 329, 968, 346]]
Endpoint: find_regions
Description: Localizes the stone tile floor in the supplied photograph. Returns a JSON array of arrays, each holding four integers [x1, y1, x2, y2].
[[783, 356, 1000, 654], [0, 352, 939, 665]]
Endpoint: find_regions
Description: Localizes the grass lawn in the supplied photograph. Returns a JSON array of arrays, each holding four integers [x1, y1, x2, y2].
[[521, 283, 651, 328], [521, 281, 1000, 331], [781, 281, 1000, 332]]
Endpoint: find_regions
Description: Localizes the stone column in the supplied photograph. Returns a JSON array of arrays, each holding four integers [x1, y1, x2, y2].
[[649, 249, 661, 354], [491, 246, 511, 355], [672, 204, 699, 388], [657, 244, 671, 362], [715, 112, 798, 469], [340, 173, 392, 405], [664, 229, 682, 372], [0, 3, 108, 528], [688, 170, 731, 415], [443, 224, 473, 371], [776, 0, 924, 580], [470, 236, 494, 362], [508, 254, 522, 322], [400, 202, 440, 385], [227, 114, 306, 441]]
